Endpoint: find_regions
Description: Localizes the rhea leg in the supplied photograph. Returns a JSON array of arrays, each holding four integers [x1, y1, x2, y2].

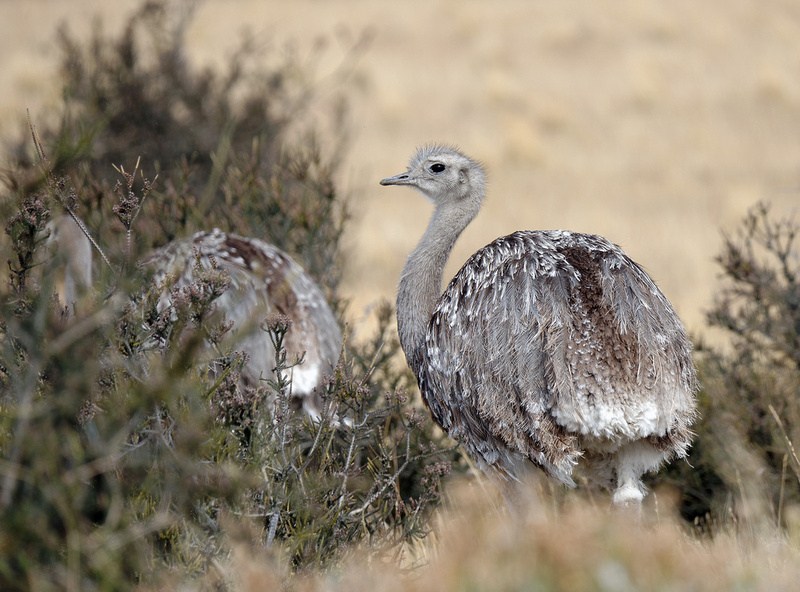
[[611, 440, 667, 510]]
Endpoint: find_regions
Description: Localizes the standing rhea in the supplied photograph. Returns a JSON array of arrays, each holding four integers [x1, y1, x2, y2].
[[381, 145, 697, 509]]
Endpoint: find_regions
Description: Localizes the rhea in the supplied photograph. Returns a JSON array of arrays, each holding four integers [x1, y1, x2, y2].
[[141, 229, 342, 417], [53, 216, 341, 417], [381, 145, 697, 509]]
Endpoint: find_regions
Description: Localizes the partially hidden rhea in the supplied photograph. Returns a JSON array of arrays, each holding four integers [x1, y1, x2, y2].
[[53, 216, 341, 418], [141, 229, 342, 417], [381, 145, 698, 509]]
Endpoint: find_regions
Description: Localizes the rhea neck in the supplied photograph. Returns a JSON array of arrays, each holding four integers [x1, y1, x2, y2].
[[396, 195, 482, 371]]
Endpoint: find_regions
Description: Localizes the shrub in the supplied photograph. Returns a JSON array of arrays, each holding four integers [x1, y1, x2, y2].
[[0, 2, 454, 589], [1, 0, 349, 297], [669, 202, 800, 529]]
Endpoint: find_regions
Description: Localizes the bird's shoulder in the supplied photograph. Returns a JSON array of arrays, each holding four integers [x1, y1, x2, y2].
[[459, 229, 629, 276], [433, 230, 636, 317], [426, 228, 684, 359]]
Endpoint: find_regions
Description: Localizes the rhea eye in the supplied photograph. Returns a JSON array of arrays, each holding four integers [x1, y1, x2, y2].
[[429, 163, 445, 173]]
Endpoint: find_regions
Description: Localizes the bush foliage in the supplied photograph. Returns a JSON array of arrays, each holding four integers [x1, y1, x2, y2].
[[682, 203, 800, 528], [1, 0, 347, 295], [0, 2, 453, 589]]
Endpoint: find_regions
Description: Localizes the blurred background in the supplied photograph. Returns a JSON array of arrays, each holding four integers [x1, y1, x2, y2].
[[3, 0, 800, 338]]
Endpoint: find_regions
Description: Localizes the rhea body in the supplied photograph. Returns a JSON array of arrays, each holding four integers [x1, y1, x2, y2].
[[54, 216, 341, 417], [381, 146, 697, 508], [142, 230, 341, 416]]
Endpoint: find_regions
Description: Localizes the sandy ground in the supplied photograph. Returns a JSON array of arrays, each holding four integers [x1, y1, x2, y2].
[[2, 0, 800, 340]]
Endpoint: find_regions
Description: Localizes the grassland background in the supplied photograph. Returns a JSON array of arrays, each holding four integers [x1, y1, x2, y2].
[[2, 0, 800, 340]]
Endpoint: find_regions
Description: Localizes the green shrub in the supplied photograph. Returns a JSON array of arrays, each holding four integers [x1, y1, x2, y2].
[[0, 2, 454, 589]]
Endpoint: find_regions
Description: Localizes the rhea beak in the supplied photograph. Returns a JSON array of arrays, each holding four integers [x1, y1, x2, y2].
[[380, 172, 413, 186]]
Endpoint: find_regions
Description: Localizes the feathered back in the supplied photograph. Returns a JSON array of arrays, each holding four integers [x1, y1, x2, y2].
[[420, 230, 697, 483]]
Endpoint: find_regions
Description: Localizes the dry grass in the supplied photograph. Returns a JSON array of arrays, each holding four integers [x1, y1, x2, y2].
[[210, 480, 800, 591]]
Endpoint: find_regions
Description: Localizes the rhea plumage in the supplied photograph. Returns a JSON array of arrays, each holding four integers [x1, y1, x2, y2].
[[381, 145, 697, 509], [53, 216, 341, 417], [141, 229, 342, 417]]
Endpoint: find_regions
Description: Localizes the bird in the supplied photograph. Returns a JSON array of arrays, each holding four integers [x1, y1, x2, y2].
[[380, 145, 698, 510], [52, 216, 341, 417], [140, 229, 342, 417]]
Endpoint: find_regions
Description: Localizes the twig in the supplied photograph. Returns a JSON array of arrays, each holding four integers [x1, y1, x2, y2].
[[265, 508, 280, 549], [28, 110, 112, 271], [778, 453, 788, 527], [349, 429, 412, 517], [768, 404, 800, 484]]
